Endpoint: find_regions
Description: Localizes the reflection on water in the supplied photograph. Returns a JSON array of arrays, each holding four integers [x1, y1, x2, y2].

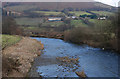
[[30, 37, 119, 77]]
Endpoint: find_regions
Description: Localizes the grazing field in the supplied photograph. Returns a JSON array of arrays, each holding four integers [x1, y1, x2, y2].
[[15, 18, 44, 26], [89, 19, 112, 32], [23, 26, 40, 30], [91, 11, 114, 16], [2, 35, 21, 49], [42, 21, 64, 27], [71, 20, 88, 27], [33, 11, 65, 15], [69, 11, 91, 16], [23, 26, 55, 32], [15, 17, 64, 27], [89, 19, 110, 26], [89, 19, 98, 23], [89, 19, 108, 24]]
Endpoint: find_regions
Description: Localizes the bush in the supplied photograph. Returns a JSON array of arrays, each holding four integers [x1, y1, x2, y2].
[[64, 27, 93, 44], [2, 16, 23, 35], [64, 26, 114, 49]]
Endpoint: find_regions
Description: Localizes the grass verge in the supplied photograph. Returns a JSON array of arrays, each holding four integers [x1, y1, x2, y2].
[[2, 34, 21, 49]]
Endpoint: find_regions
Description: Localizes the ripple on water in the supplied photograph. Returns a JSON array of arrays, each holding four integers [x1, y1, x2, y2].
[[31, 37, 119, 77]]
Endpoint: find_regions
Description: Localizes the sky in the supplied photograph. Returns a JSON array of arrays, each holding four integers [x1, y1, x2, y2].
[[95, 0, 120, 7], [1, 0, 120, 7]]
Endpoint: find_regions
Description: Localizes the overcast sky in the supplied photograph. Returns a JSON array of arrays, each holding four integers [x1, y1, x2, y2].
[[1, 0, 120, 7], [95, 0, 119, 7]]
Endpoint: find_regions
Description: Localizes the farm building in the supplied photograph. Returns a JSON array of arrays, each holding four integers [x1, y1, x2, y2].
[[98, 17, 106, 20], [2, 8, 22, 16], [48, 17, 62, 21], [72, 16, 77, 19]]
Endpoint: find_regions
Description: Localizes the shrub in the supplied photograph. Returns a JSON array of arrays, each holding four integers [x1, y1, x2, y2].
[[2, 16, 23, 35], [64, 27, 93, 44]]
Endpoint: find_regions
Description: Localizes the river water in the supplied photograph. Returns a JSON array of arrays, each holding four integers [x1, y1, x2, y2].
[[30, 37, 119, 77]]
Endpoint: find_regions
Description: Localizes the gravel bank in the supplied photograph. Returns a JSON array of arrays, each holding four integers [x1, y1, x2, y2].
[[2, 37, 44, 77]]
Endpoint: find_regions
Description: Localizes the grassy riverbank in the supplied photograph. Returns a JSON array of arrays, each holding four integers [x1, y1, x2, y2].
[[2, 35, 21, 49], [2, 35, 44, 77]]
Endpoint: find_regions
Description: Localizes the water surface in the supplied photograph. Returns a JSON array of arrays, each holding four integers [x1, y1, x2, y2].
[[30, 37, 119, 77]]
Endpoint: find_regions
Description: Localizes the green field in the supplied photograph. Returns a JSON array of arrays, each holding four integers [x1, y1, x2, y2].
[[15, 18, 44, 26], [69, 11, 91, 16], [89, 19, 112, 32], [23, 26, 40, 30], [15, 17, 64, 27], [89, 19, 98, 23], [89, 19, 109, 26], [71, 20, 88, 27], [89, 19, 109, 24], [91, 11, 114, 16], [42, 21, 64, 27], [2, 35, 21, 49], [33, 11, 64, 15]]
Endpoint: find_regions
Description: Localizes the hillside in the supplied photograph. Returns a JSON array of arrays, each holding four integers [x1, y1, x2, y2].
[[2, 2, 116, 12]]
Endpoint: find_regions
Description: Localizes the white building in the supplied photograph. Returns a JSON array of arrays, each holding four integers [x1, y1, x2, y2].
[[72, 16, 77, 19], [98, 17, 106, 20], [48, 17, 62, 21]]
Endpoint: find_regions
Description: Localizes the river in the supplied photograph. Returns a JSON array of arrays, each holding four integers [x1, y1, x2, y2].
[[29, 37, 119, 77]]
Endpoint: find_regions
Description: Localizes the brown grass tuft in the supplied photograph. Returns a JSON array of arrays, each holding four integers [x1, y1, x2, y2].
[[75, 70, 86, 78]]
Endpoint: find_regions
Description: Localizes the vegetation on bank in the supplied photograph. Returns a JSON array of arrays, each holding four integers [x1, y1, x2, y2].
[[2, 35, 21, 49], [64, 14, 118, 51]]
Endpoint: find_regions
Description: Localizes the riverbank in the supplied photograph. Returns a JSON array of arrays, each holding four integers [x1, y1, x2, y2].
[[2, 37, 44, 77], [29, 32, 119, 53], [28, 31, 64, 40], [23, 25, 119, 53]]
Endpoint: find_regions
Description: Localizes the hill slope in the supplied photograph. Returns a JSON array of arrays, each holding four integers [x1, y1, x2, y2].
[[3, 2, 116, 12]]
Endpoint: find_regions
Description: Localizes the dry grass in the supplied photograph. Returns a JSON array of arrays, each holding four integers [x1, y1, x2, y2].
[[56, 56, 79, 64], [2, 37, 44, 77], [75, 70, 86, 77], [56, 56, 80, 72], [2, 55, 21, 77]]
